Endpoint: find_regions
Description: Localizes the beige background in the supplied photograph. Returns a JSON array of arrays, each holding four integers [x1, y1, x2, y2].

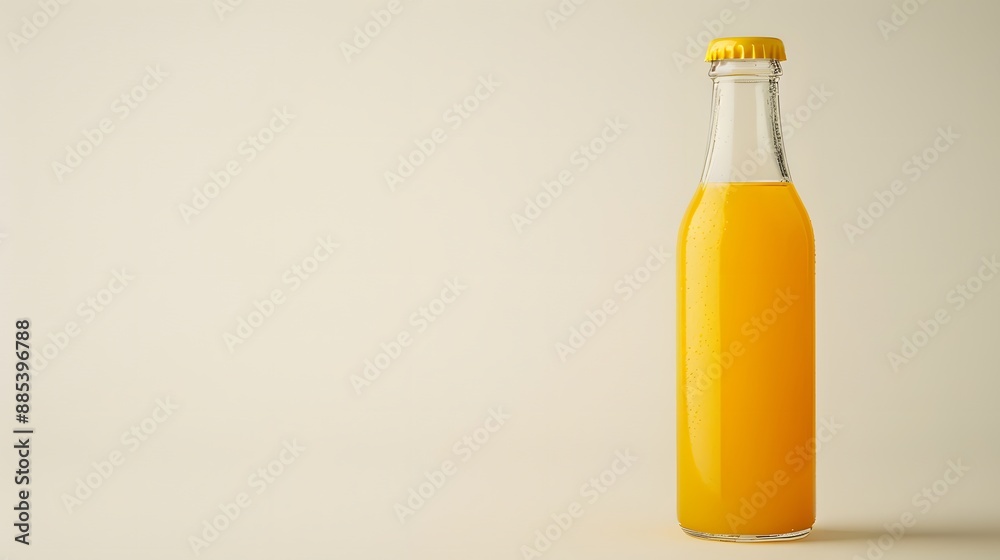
[[2, 0, 999, 558]]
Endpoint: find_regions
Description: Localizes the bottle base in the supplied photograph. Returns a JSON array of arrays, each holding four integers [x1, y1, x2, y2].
[[680, 526, 812, 542]]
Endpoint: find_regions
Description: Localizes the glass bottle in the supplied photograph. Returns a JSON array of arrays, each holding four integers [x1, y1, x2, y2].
[[676, 37, 815, 541]]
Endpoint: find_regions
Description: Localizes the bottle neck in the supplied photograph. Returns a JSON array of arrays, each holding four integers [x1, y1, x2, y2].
[[700, 59, 791, 184]]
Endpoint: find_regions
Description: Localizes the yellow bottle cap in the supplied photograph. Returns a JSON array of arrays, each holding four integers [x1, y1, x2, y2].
[[705, 37, 786, 62]]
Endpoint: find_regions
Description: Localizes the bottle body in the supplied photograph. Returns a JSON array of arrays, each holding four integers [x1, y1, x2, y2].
[[676, 181, 814, 537], [676, 48, 815, 540]]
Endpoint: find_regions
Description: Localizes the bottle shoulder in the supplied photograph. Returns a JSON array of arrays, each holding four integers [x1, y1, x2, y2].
[[678, 182, 814, 245]]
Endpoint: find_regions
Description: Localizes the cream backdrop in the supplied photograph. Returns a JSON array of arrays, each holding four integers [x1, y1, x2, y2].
[[1, 0, 999, 559]]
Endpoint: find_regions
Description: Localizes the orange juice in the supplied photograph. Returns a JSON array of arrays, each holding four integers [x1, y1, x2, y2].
[[677, 181, 815, 537]]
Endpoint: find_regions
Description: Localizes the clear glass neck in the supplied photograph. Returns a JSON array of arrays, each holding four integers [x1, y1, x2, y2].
[[700, 59, 791, 184]]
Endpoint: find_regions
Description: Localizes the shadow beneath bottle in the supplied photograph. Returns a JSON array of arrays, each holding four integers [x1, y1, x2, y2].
[[808, 526, 1000, 544]]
